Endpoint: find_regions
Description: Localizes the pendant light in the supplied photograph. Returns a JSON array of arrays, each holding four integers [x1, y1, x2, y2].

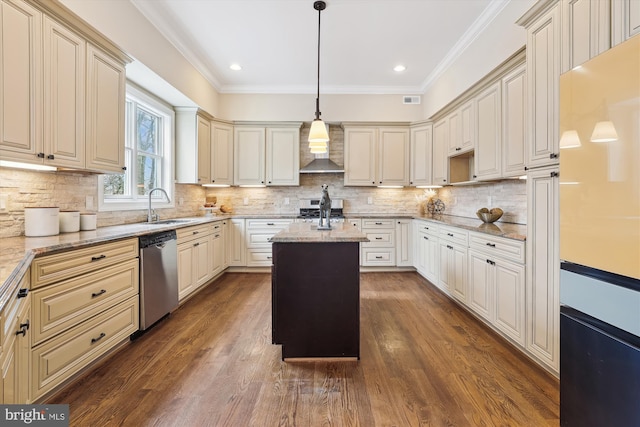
[[308, 0, 329, 153]]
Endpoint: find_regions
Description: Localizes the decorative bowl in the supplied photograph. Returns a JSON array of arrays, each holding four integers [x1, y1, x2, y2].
[[476, 207, 503, 223]]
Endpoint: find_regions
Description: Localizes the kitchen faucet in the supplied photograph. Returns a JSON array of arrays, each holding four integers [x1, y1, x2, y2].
[[147, 187, 171, 222]]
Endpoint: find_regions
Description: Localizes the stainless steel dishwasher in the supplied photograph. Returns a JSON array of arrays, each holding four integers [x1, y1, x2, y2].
[[138, 230, 179, 332]]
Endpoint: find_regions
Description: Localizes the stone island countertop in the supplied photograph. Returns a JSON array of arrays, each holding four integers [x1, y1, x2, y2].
[[270, 223, 369, 243]]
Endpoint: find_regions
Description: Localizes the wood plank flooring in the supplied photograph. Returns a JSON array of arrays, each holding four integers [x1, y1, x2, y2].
[[51, 272, 559, 426]]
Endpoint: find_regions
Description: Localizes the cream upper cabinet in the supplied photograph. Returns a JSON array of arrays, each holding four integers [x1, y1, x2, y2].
[[561, 0, 611, 72], [0, 0, 129, 172], [432, 119, 448, 185], [409, 123, 432, 186], [0, 0, 42, 164], [210, 121, 234, 186], [85, 44, 126, 173], [612, 0, 640, 45], [234, 127, 265, 185], [502, 64, 527, 177], [266, 127, 299, 186], [43, 15, 85, 168], [519, 2, 560, 169], [234, 124, 300, 186], [343, 127, 377, 186], [474, 82, 502, 181], [448, 101, 474, 155], [378, 127, 410, 186], [344, 125, 409, 187], [175, 108, 212, 185]]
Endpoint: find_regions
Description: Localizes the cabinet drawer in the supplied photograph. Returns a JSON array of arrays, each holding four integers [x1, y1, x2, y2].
[[1, 273, 29, 347], [177, 224, 211, 242], [469, 232, 525, 264], [415, 220, 439, 236], [438, 225, 469, 246], [31, 259, 139, 346], [246, 219, 293, 229], [31, 296, 139, 400], [246, 230, 278, 248], [362, 219, 395, 229], [246, 249, 273, 267], [362, 248, 395, 266], [31, 238, 138, 289], [362, 231, 394, 247]]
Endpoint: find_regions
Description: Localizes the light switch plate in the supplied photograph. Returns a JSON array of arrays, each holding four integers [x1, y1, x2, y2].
[[0, 194, 7, 210]]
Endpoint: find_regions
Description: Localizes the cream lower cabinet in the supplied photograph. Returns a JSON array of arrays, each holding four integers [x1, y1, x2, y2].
[[29, 238, 139, 401], [1, 273, 31, 404], [414, 220, 439, 284], [211, 221, 225, 277], [395, 219, 413, 267], [438, 226, 468, 301], [177, 224, 213, 301], [361, 219, 396, 266], [228, 218, 246, 267], [245, 219, 294, 267], [467, 232, 526, 346]]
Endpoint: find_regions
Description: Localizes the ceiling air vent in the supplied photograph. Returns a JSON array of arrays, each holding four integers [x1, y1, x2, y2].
[[403, 95, 421, 105]]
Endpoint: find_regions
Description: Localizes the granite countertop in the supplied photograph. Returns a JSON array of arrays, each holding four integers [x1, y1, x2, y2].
[[413, 213, 527, 241], [270, 223, 369, 243]]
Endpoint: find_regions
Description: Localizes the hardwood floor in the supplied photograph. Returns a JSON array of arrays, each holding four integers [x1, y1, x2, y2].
[[52, 272, 559, 426]]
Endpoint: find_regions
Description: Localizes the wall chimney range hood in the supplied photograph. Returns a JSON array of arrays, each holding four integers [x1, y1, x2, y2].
[[299, 156, 344, 173]]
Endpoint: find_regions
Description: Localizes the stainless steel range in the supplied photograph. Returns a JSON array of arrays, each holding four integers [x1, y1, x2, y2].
[[298, 198, 344, 224]]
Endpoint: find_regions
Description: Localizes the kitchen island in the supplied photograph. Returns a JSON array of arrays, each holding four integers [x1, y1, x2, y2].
[[270, 223, 369, 360]]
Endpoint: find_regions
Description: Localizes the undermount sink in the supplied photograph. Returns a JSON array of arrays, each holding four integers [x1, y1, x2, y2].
[[146, 219, 194, 225]]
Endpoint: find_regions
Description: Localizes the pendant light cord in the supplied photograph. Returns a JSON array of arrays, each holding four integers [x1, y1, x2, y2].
[[314, 1, 325, 120]]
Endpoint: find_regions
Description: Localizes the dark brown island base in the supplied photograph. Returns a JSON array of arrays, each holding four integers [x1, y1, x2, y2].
[[270, 223, 369, 360]]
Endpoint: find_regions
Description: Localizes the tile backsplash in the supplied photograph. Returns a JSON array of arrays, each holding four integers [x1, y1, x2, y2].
[[0, 124, 526, 238]]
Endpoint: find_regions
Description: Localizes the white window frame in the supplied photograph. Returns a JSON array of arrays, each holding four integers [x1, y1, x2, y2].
[[98, 84, 175, 212]]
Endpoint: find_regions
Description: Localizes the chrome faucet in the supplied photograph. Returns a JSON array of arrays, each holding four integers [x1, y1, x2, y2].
[[147, 187, 171, 222]]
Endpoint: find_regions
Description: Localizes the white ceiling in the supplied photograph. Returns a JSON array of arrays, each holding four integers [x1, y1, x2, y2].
[[130, 0, 512, 95]]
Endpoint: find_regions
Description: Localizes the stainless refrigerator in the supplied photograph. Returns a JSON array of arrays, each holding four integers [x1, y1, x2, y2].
[[559, 35, 640, 426]]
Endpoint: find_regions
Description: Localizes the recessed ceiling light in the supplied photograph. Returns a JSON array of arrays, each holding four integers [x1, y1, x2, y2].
[[394, 65, 406, 72], [229, 64, 242, 71]]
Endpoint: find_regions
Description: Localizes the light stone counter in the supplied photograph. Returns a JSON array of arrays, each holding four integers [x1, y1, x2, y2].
[[270, 223, 369, 243], [413, 214, 527, 241]]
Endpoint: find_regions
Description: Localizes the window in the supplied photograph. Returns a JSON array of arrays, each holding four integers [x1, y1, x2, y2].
[[99, 84, 174, 211]]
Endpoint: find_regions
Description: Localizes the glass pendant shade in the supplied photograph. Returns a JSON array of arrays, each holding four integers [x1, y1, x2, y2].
[[309, 119, 329, 143], [590, 121, 618, 142], [559, 130, 582, 148]]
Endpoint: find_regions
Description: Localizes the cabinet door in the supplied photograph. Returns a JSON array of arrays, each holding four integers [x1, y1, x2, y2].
[[85, 44, 126, 173], [459, 100, 475, 153], [495, 259, 526, 346], [378, 127, 409, 186], [612, 0, 640, 45], [562, 0, 610, 72], [450, 244, 468, 303], [43, 16, 85, 168], [344, 127, 377, 186], [526, 4, 560, 168], [197, 116, 211, 184], [526, 166, 560, 372], [177, 242, 195, 300], [234, 127, 265, 185], [211, 231, 224, 277], [502, 64, 527, 177], [447, 110, 460, 154], [266, 127, 299, 186], [475, 82, 502, 181], [395, 219, 412, 267], [438, 242, 453, 294], [432, 119, 448, 185], [210, 122, 233, 185], [469, 250, 493, 320], [415, 232, 429, 276], [194, 236, 212, 288], [409, 124, 432, 186], [0, 0, 42, 164], [228, 218, 246, 267]]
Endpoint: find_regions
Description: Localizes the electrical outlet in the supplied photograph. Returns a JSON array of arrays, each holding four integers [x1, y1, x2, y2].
[[284, 197, 290, 205], [367, 197, 373, 205], [243, 197, 249, 205], [85, 196, 94, 210], [179, 197, 184, 206], [0, 194, 7, 211]]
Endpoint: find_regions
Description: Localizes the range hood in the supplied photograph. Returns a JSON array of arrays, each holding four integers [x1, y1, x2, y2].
[[300, 152, 344, 174]]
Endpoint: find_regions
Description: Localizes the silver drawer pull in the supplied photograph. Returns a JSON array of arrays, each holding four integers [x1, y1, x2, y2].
[[91, 254, 106, 262], [91, 289, 107, 298], [91, 332, 106, 344], [486, 243, 496, 248]]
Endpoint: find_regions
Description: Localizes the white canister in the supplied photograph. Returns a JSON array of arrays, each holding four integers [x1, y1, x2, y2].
[[59, 210, 80, 233], [80, 213, 97, 231], [24, 207, 60, 237]]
